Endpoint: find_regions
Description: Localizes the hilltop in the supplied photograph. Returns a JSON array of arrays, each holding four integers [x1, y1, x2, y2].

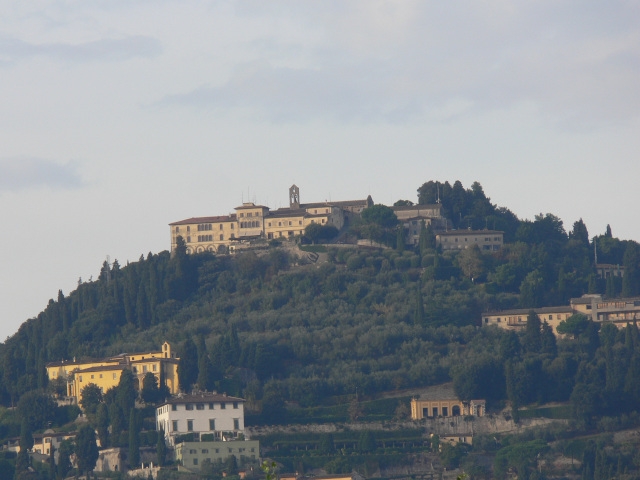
[[2, 179, 640, 479]]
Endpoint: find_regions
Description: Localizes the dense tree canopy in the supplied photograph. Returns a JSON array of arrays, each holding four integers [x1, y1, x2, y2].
[[0, 179, 638, 450]]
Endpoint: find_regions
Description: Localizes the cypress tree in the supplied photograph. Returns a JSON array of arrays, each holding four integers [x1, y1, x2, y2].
[[178, 338, 199, 392], [414, 285, 425, 325], [606, 274, 616, 298], [136, 284, 150, 329], [116, 370, 137, 426], [76, 424, 99, 477], [197, 353, 214, 391], [129, 409, 140, 469], [524, 311, 542, 353], [418, 221, 428, 256], [96, 403, 109, 448], [541, 322, 557, 356], [109, 403, 124, 445], [157, 428, 167, 466], [123, 286, 135, 325], [396, 228, 405, 252], [49, 445, 56, 480], [58, 439, 73, 479]]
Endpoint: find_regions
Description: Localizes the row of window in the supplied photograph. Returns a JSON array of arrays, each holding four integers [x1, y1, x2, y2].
[[443, 236, 501, 243], [170, 401, 239, 411], [189, 447, 254, 455], [79, 373, 117, 382], [172, 418, 240, 431], [132, 364, 157, 373], [240, 221, 260, 228], [188, 235, 232, 243], [191, 454, 256, 466], [484, 313, 565, 324], [175, 223, 234, 234]]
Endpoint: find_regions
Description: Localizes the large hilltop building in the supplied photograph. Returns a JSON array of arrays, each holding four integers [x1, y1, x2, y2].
[[169, 185, 372, 254], [170, 184, 505, 253], [46, 342, 180, 405]]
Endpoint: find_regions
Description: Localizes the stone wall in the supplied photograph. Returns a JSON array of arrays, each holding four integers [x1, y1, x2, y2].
[[246, 415, 566, 438]]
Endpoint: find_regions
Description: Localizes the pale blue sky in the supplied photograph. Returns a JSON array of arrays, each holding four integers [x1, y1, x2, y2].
[[1, 0, 639, 340]]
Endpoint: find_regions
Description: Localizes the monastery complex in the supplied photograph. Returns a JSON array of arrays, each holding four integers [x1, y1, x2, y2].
[[169, 185, 505, 254]]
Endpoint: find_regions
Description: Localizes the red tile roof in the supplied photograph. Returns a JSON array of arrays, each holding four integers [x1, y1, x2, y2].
[[170, 215, 236, 226]]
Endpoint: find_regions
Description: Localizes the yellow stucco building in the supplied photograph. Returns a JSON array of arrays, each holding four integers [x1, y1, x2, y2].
[[46, 342, 179, 406], [410, 397, 485, 419], [169, 185, 370, 254]]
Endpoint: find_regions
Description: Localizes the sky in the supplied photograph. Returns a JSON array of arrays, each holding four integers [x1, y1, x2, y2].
[[1, 0, 639, 341]]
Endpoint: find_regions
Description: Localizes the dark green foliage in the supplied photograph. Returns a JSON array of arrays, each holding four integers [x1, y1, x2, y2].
[[540, 321, 557, 356], [413, 285, 425, 325], [361, 205, 398, 229], [157, 428, 166, 466], [108, 403, 124, 444], [57, 439, 74, 478], [96, 402, 109, 448], [129, 409, 140, 468], [141, 372, 160, 404], [358, 431, 376, 452], [304, 224, 338, 244], [556, 314, 590, 339], [319, 434, 335, 454], [396, 227, 405, 252], [48, 443, 56, 480], [622, 242, 640, 297], [493, 439, 548, 479], [116, 369, 136, 425], [80, 383, 103, 415], [0, 457, 15, 480], [178, 337, 198, 392], [19, 418, 33, 452], [17, 391, 56, 431], [75, 424, 99, 475], [523, 311, 542, 354], [197, 350, 216, 392], [453, 356, 505, 404]]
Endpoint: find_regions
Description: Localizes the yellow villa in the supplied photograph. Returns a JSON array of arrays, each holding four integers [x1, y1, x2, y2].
[[46, 342, 180, 406]]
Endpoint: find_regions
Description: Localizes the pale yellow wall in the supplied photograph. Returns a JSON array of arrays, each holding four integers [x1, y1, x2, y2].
[[51, 343, 179, 405], [47, 359, 120, 381], [236, 204, 268, 238], [171, 220, 237, 254], [436, 232, 503, 251], [265, 214, 306, 239], [482, 311, 572, 335], [74, 369, 124, 400], [33, 434, 76, 456], [131, 359, 179, 394], [411, 398, 464, 420]]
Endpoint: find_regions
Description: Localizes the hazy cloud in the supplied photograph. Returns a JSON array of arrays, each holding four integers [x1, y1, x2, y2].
[[160, 59, 423, 123], [0, 35, 162, 65], [0, 158, 85, 192], [159, 1, 640, 128]]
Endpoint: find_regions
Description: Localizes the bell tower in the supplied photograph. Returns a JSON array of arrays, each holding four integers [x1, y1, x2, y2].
[[289, 184, 300, 208]]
